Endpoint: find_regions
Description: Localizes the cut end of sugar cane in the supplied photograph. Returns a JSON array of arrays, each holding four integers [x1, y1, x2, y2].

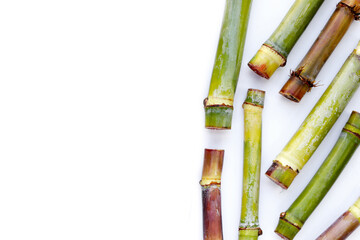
[[275, 214, 301, 240], [265, 161, 298, 190], [280, 72, 312, 103], [248, 44, 286, 79], [243, 89, 265, 108], [238, 228, 262, 240]]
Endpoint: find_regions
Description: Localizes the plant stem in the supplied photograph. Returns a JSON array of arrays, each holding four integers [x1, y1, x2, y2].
[[316, 197, 360, 240], [265, 41, 360, 190], [239, 89, 265, 240], [280, 0, 360, 102], [200, 149, 225, 240], [248, 0, 325, 79], [274, 111, 360, 240], [204, 0, 253, 130]]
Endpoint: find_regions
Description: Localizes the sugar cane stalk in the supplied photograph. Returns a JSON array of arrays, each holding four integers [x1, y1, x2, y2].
[[200, 149, 225, 240], [239, 89, 265, 240], [275, 111, 360, 240], [248, 0, 325, 79], [204, 0, 253, 130], [280, 0, 360, 102], [265, 41, 360, 190], [316, 197, 360, 240]]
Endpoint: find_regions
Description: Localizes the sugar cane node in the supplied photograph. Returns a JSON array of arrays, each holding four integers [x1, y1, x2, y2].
[[275, 212, 302, 240], [343, 111, 360, 139], [340, 0, 360, 20], [204, 97, 234, 130], [238, 226, 263, 236], [200, 149, 224, 186], [279, 69, 315, 102]]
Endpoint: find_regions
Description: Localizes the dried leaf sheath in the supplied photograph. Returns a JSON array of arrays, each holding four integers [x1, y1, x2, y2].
[[200, 149, 225, 240], [248, 0, 325, 79], [280, 0, 360, 102], [204, 0, 253, 130], [316, 197, 360, 240], [275, 111, 360, 240], [239, 89, 265, 240], [266, 42, 360, 190]]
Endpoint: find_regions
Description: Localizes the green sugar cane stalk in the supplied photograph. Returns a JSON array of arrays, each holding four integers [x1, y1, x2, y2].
[[200, 149, 225, 240], [280, 0, 360, 102], [265, 41, 360, 190], [275, 111, 360, 240], [239, 89, 265, 240], [316, 197, 360, 240], [248, 0, 325, 79], [204, 0, 253, 130]]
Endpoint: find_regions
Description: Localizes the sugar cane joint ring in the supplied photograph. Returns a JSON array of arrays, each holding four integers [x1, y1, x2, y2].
[[290, 69, 316, 89], [238, 227, 263, 236], [339, 0, 360, 19]]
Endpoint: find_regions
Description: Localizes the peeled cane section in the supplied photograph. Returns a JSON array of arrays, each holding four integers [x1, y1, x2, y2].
[[266, 41, 360, 189], [200, 149, 224, 240], [204, 0, 253, 130], [275, 111, 360, 240], [316, 197, 360, 240], [239, 89, 265, 240], [280, 0, 360, 102], [248, 0, 325, 79]]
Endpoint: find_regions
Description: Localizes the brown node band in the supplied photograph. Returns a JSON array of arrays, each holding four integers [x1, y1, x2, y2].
[[238, 227, 263, 236], [339, 0, 360, 19]]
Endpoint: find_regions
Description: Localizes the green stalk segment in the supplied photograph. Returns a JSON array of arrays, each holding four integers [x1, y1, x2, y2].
[[265, 41, 360, 189], [275, 111, 360, 240], [280, 0, 360, 102], [248, 0, 325, 79], [239, 89, 265, 240], [316, 197, 360, 240], [200, 149, 225, 240], [204, 0, 253, 130]]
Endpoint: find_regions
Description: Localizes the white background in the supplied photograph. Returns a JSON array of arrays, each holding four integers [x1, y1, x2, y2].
[[0, 0, 360, 239]]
